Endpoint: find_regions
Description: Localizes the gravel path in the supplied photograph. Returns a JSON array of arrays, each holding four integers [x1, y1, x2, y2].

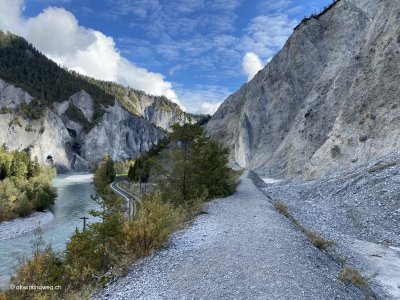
[[93, 171, 362, 300], [0, 211, 53, 241]]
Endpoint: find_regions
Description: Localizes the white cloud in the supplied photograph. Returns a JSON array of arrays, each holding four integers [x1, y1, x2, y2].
[[242, 52, 263, 81], [117, 58, 180, 107], [0, 0, 24, 34], [240, 14, 298, 61], [26, 7, 93, 57], [258, 0, 292, 12], [176, 84, 231, 115], [198, 102, 222, 115], [0, 0, 182, 108]]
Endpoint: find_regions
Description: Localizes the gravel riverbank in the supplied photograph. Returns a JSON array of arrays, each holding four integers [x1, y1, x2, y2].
[[93, 171, 363, 300], [0, 211, 54, 241]]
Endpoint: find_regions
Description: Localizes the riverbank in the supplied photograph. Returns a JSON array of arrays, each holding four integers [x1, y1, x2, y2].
[[0, 211, 54, 241]]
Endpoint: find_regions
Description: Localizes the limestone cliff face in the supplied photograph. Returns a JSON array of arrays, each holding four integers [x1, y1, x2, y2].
[[113, 88, 198, 131], [81, 102, 164, 166], [0, 79, 32, 109], [0, 84, 165, 172], [206, 0, 400, 178]]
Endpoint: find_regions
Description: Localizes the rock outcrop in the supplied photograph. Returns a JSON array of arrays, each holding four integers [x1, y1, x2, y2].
[[0, 84, 165, 172], [81, 102, 164, 165], [206, 0, 400, 178], [0, 79, 32, 109]]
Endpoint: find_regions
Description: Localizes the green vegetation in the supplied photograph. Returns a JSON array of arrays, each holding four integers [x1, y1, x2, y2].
[[114, 160, 134, 176], [129, 123, 234, 203], [79, 74, 202, 123], [0, 146, 57, 221], [0, 31, 202, 132], [2, 124, 237, 299], [18, 99, 46, 120], [0, 31, 114, 130], [127, 137, 170, 183], [64, 103, 91, 132]]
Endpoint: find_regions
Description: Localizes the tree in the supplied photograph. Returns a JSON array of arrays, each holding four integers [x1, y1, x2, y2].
[[64, 153, 124, 284], [27, 156, 40, 179], [93, 154, 115, 194], [157, 123, 231, 205]]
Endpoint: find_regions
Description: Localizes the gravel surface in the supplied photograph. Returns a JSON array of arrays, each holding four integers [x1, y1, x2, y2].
[[0, 211, 53, 241], [93, 171, 363, 300], [259, 153, 400, 299]]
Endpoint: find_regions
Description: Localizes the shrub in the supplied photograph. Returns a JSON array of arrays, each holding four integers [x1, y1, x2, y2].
[[24, 124, 34, 132], [8, 228, 65, 300], [15, 197, 32, 217], [18, 99, 45, 120], [123, 193, 183, 256]]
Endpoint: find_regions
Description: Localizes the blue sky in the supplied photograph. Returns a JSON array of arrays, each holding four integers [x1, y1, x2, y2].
[[0, 0, 332, 114]]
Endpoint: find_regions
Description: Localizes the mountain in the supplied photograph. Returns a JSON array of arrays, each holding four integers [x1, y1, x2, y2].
[[206, 0, 400, 178], [0, 32, 201, 172]]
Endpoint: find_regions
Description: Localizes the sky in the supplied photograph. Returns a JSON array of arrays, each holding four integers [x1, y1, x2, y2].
[[0, 0, 332, 114]]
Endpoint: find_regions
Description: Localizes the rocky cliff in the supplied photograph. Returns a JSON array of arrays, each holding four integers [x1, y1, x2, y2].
[[0, 79, 165, 172], [206, 0, 400, 178], [0, 32, 203, 172]]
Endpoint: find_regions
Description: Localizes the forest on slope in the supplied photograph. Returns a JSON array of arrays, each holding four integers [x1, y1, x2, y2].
[[0, 31, 197, 129]]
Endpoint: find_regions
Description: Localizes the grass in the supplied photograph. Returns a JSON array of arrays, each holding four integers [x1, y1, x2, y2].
[[304, 230, 334, 251], [269, 194, 372, 297], [273, 201, 333, 251], [274, 202, 289, 218], [273, 201, 300, 226], [339, 268, 368, 288]]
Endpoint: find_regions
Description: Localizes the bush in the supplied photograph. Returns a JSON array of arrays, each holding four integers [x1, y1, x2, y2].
[[18, 99, 45, 120], [8, 228, 64, 300], [0, 148, 57, 221], [15, 197, 32, 217], [123, 193, 183, 256]]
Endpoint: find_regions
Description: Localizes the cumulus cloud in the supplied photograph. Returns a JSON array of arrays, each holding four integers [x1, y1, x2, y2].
[[198, 102, 222, 115], [0, 0, 182, 107], [240, 14, 298, 60], [242, 52, 263, 81], [176, 84, 231, 115]]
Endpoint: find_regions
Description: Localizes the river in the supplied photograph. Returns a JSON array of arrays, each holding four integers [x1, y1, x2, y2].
[[0, 173, 97, 288]]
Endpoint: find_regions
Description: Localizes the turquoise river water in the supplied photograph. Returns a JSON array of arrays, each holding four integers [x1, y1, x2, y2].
[[0, 173, 97, 288]]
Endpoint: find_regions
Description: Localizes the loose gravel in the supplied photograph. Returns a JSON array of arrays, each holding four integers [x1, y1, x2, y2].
[[92, 171, 363, 300], [0, 211, 53, 241], [259, 152, 400, 299]]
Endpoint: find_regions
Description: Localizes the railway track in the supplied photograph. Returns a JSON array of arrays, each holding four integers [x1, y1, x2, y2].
[[110, 181, 139, 219]]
